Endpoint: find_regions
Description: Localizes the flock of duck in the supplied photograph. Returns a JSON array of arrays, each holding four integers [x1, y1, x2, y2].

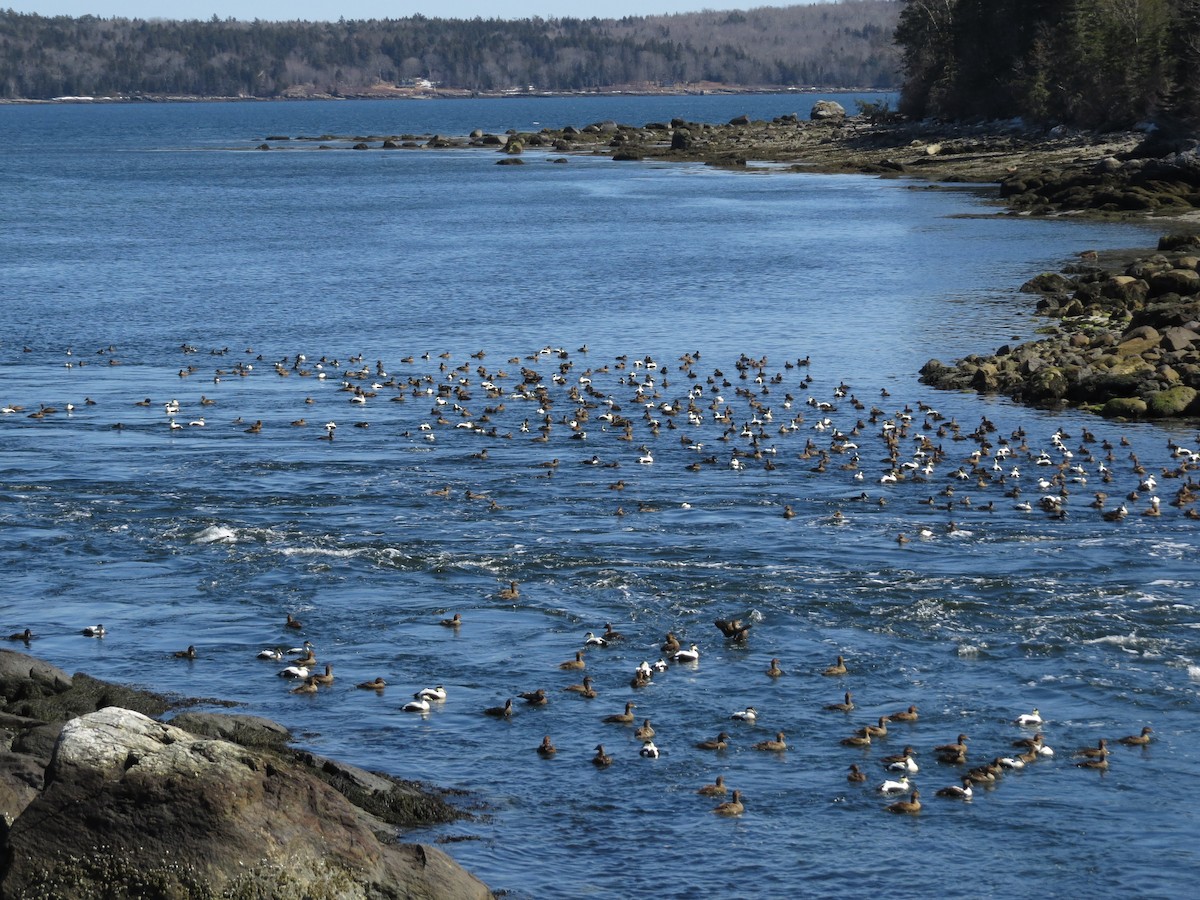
[[1, 341, 1183, 819], [4, 340, 1195, 549], [5, 341, 1200, 539], [153, 604, 1160, 819], [4, 604, 1158, 819]]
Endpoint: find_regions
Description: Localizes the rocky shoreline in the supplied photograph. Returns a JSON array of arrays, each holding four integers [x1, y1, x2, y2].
[[920, 234, 1200, 419], [0, 649, 489, 899]]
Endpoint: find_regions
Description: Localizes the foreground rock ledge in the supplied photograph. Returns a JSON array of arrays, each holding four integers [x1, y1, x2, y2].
[[0, 651, 489, 899]]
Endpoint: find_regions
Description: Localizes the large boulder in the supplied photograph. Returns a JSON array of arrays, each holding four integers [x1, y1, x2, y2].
[[1101, 396, 1148, 418], [1, 707, 490, 899], [1147, 385, 1198, 417], [810, 100, 846, 121], [1149, 268, 1200, 297]]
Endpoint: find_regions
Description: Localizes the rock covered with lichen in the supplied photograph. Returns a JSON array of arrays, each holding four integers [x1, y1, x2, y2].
[[920, 234, 1200, 419]]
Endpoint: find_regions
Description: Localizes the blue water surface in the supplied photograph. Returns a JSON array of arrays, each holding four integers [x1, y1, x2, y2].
[[0, 95, 1195, 899]]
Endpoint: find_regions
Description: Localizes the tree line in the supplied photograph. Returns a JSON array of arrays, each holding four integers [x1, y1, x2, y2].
[[895, 0, 1200, 131], [0, 2, 901, 100]]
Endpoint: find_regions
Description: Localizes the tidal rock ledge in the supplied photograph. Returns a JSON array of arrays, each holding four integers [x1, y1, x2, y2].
[[0, 649, 489, 899], [920, 234, 1200, 419]]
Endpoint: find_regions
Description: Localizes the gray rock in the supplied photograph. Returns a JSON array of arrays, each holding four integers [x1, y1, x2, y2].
[[1161, 326, 1200, 353], [0, 750, 43, 827], [0, 650, 72, 697], [169, 711, 291, 750], [1150, 268, 1200, 297], [4, 708, 489, 899], [810, 100, 846, 121]]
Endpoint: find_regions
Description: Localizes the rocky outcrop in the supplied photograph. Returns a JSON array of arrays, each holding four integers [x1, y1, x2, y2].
[[920, 235, 1200, 419], [809, 99, 846, 121], [0, 650, 487, 899], [1001, 138, 1200, 217]]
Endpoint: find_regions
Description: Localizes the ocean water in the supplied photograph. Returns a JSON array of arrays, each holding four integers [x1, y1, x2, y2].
[[1, 95, 1196, 898]]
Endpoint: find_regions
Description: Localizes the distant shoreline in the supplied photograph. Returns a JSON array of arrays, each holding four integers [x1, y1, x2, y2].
[[0, 85, 887, 105]]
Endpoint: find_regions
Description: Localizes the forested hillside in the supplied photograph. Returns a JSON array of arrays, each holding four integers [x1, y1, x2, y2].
[[0, 2, 900, 100], [895, 0, 1200, 130]]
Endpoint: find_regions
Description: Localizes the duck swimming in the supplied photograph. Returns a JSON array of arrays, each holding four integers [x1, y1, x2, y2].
[[754, 731, 787, 752], [1015, 708, 1043, 727], [697, 732, 731, 751], [1075, 739, 1110, 759], [417, 685, 447, 702], [82, 624, 106, 637], [356, 677, 387, 690], [603, 701, 637, 725], [173, 645, 197, 659], [822, 655, 847, 676], [730, 707, 757, 722], [673, 644, 700, 663], [634, 719, 655, 741], [885, 790, 921, 815], [277, 664, 309, 679], [884, 751, 919, 774], [877, 774, 910, 794], [403, 694, 431, 713], [1117, 726, 1153, 746], [766, 658, 784, 678], [439, 613, 462, 628], [935, 734, 969, 764], [497, 580, 520, 601], [5, 628, 32, 643], [536, 735, 557, 758], [290, 677, 319, 695], [559, 651, 586, 671], [484, 698, 514, 719], [639, 740, 660, 759], [858, 716, 890, 738], [697, 774, 728, 796], [592, 744, 613, 767], [824, 691, 854, 712], [563, 676, 597, 698], [936, 778, 974, 800], [713, 789, 744, 816], [847, 764, 868, 783]]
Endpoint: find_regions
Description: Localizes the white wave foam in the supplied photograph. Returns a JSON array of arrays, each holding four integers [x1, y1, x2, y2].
[[1083, 634, 1145, 651], [192, 525, 237, 544], [1188, 665, 1200, 681], [281, 547, 363, 559]]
